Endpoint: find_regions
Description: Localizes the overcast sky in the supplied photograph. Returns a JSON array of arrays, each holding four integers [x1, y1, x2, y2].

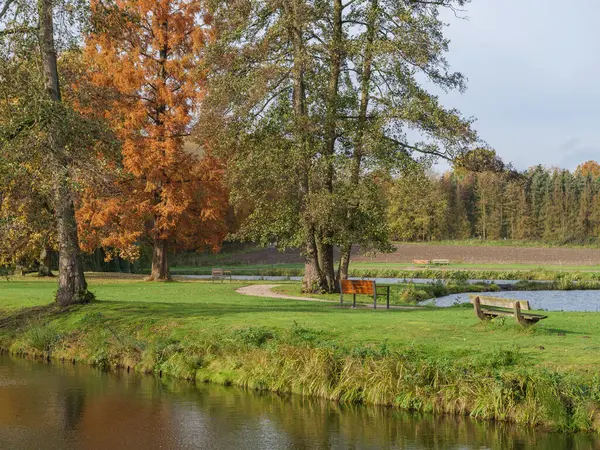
[[439, 0, 600, 171]]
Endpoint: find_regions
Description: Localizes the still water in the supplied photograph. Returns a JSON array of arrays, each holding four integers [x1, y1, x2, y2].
[[0, 355, 597, 449], [430, 290, 600, 312]]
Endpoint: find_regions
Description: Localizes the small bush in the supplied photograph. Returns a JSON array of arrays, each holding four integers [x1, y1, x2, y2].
[[26, 322, 61, 354], [289, 322, 323, 346], [231, 326, 275, 347]]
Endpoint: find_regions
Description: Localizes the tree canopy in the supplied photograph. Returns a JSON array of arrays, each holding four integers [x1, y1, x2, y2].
[[78, 0, 229, 280]]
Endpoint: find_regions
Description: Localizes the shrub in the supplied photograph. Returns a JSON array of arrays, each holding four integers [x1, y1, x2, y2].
[[231, 327, 276, 347], [25, 322, 61, 354]]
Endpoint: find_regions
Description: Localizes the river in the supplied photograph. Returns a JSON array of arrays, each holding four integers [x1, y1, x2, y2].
[[0, 355, 597, 449]]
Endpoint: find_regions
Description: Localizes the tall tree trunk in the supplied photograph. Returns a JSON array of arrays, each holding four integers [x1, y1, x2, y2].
[[148, 238, 171, 281], [337, 243, 352, 281], [317, 239, 336, 292], [285, 0, 326, 292], [55, 172, 91, 305], [337, 0, 377, 281], [38, 245, 54, 277], [302, 228, 324, 292], [317, 0, 343, 292], [39, 0, 91, 305]]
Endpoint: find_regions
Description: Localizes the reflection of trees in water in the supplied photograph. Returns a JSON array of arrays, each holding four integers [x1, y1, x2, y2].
[[60, 388, 86, 432], [2, 355, 598, 450], [161, 378, 600, 450]]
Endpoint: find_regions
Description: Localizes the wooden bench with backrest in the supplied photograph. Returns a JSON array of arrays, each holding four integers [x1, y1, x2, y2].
[[431, 259, 450, 265], [211, 268, 232, 283], [412, 259, 449, 266], [469, 295, 547, 327], [339, 280, 390, 309], [412, 260, 430, 265]]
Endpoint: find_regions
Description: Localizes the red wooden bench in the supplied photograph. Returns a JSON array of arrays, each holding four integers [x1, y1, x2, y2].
[[412, 259, 430, 265], [339, 280, 390, 309]]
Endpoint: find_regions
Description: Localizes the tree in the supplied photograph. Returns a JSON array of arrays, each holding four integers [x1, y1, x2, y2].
[[0, 156, 56, 275], [474, 171, 504, 240], [201, 0, 478, 293], [388, 167, 448, 241], [576, 160, 600, 178], [0, 0, 106, 304], [455, 148, 505, 174], [79, 0, 228, 281]]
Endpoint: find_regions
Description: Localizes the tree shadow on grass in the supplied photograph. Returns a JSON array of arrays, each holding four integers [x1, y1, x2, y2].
[[0, 297, 455, 334], [0, 303, 82, 330]]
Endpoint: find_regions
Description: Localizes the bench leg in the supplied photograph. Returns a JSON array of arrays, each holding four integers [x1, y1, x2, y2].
[[473, 296, 486, 321], [514, 302, 528, 327], [353, 293, 356, 308], [386, 286, 390, 310]]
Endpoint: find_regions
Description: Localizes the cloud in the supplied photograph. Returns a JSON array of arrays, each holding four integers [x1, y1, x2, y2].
[[437, 0, 600, 170]]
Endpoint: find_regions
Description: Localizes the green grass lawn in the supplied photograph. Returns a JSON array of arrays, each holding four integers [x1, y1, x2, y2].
[[1, 276, 598, 373]]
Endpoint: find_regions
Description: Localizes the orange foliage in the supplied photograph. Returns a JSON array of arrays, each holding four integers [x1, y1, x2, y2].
[[77, 0, 227, 262], [576, 160, 600, 178]]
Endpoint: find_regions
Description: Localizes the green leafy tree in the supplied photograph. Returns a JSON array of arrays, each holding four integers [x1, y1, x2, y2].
[[388, 167, 448, 241], [201, 0, 478, 292], [0, 0, 114, 304]]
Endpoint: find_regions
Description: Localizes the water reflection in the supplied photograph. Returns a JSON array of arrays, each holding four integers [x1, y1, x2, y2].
[[0, 356, 596, 449]]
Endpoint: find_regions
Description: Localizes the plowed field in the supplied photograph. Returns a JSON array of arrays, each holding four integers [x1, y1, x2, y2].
[[220, 243, 600, 267]]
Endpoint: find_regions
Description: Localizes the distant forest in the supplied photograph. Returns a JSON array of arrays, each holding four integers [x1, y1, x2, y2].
[[386, 160, 600, 243]]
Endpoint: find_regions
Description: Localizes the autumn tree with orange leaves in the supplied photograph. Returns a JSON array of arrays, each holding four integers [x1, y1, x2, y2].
[[78, 0, 228, 280]]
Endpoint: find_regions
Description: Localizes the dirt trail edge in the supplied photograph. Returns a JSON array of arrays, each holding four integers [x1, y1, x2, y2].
[[235, 284, 418, 309]]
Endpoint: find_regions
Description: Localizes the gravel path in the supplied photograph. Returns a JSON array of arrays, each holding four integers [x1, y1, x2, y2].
[[236, 284, 418, 309], [236, 284, 336, 303]]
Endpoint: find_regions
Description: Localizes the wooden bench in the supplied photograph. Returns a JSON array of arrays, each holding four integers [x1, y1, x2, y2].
[[469, 295, 547, 327], [412, 260, 430, 265], [412, 259, 450, 266], [340, 280, 390, 309], [431, 259, 450, 265], [211, 268, 232, 283]]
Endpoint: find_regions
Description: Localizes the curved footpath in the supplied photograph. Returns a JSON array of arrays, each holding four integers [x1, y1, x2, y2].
[[236, 284, 418, 309]]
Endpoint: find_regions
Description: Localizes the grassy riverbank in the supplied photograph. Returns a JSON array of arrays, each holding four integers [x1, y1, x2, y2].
[[1, 276, 600, 432]]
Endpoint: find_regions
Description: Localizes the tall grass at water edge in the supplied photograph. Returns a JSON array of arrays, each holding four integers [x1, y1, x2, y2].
[[7, 317, 600, 433]]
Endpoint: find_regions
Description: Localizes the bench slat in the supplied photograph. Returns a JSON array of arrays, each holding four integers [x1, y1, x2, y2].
[[469, 294, 530, 311], [340, 280, 375, 295], [481, 305, 547, 318], [482, 311, 546, 322]]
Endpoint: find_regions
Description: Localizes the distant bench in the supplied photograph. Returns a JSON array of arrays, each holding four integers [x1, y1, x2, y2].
[[412, 259, 430, 265], [469, 295, 547, 327], [412, 259, 450, 266], [212, 268, 232, 283], [340, 280, 390, 309], [431, 259, 450, 265]]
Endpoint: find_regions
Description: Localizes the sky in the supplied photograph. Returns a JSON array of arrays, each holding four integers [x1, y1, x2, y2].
[[439, 0, 600, 171]]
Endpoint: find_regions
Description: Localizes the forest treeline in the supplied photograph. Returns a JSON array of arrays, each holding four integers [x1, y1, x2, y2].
[[387, 160, 600, 244]]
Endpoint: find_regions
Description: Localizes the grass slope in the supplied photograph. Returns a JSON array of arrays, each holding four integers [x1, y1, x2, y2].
[[1, 277, 599, 431]]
